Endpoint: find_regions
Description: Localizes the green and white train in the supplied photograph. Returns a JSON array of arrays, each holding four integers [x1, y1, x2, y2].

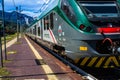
[[26, 0, 120, 68]]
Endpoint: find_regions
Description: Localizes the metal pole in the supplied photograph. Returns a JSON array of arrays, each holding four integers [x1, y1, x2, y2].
[[19, 6, 22, 37], [20, 20, 22, 37], [2, 0, 7, 60], [16, 7, 19, 42], [0, 35, 3, 67], [0, 0, 5, 67]]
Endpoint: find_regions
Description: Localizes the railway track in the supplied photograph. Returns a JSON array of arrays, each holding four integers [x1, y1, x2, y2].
[[29, 37, 120, 80]]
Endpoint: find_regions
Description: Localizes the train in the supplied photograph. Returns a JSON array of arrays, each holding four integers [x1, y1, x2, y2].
[[26, 0, 120, 68]]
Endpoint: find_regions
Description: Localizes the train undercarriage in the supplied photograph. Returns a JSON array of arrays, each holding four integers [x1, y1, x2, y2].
[[27, 35, 120, 68], [96, 38, 120, 54]]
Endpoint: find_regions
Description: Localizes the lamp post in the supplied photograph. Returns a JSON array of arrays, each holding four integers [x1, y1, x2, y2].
[[17, 6, 23, 38], [0, 30, 3, 67], [0, 0, 6, 67], [19, 6, 23, 37], [16, 7, 19, 42], [2, 0, 7, 61]]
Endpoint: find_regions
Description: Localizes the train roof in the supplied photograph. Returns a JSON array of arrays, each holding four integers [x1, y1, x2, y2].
[[29, 0, 120, 27], [76, 0, 120, 3], [76, 0, 119, 2], [37, 0, 59, 19], [29, 0, 59, 27]]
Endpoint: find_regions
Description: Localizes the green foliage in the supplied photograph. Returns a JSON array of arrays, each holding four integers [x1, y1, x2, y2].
[[0, 68, 10, 76], [2, 33, 17, 44]]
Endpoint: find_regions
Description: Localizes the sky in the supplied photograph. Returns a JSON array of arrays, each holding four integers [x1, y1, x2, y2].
[[0, 0, 50, 17]]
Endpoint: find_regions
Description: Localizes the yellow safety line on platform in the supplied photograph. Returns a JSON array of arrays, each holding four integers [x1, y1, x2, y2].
[[25, 36, 58, 80]]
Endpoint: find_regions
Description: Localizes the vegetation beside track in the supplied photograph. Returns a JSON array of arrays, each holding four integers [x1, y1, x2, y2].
[[0, 68, 10, 80], [1, 33, 17, 80], [1, 33, 17, 44], [0, 68, 10, 76]]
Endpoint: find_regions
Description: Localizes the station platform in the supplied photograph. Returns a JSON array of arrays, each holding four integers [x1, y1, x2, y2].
[[1, 36, 83, 80]]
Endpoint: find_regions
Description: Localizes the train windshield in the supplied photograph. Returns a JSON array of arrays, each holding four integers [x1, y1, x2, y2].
[[78, 1, 120, 18]]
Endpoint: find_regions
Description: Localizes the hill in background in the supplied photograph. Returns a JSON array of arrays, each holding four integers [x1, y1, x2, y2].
[[0, 11, 34, 35]]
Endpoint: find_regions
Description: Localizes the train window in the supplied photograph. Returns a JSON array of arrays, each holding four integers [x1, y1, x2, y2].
[[30, 28, 32, 34], [61, 0, 77, 25], [79, 1, 120, 17], [50, 12, 54, 29], [33, 25, 36, 35], [44, 18, 46, 30], [44, 16, 49, 30], [38, 27, 40, 36], [46, 16, 50, 30], [32, 28, 34, 34]]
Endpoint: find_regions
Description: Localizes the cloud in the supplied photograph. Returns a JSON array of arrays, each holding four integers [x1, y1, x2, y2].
[[1, 0, 54, 19], [3, 0, 45, 16], [21, 10, 40, 17]]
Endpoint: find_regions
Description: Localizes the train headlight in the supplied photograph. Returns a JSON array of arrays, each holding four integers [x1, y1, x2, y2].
[[80, 46, 88, 51]]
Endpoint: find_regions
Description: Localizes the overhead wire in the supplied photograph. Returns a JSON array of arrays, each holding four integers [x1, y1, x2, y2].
[[12, 0, 17, 10], [12, 0, 16, 7]]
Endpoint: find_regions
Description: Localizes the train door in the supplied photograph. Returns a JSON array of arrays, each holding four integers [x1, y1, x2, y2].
[[42, 13, 56, 43], [49, 12, 57, 43], [43, 15, 50, 41]]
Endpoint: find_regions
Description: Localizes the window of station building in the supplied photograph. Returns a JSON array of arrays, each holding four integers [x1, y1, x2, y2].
[[61, 0, 77, 26]]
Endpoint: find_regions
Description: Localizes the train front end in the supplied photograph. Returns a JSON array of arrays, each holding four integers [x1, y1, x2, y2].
[[78, 0, 120, 55], [63, 0, 120, 68]]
